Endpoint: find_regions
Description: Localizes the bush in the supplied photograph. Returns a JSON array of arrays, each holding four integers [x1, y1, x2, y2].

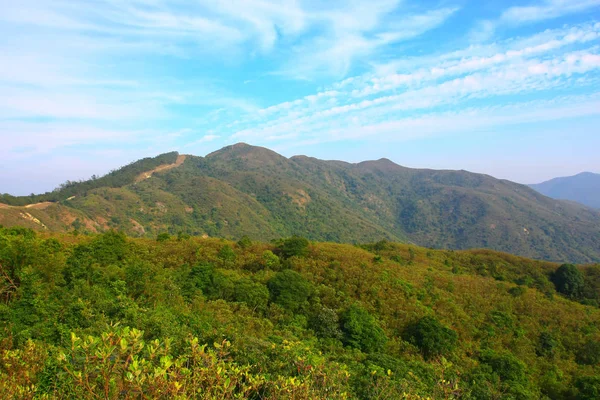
[[237, 235, 252, 249], [217, 245, 237, 264], [267, 270, 313, 312], [234, 279, 269, 312], [479, 350, 527, 384], [576, 339, 600, 366], [552, 264, 585, 299], [575, 376, 600, 400], [405, 316, 458, 360], [262, 250, 280, 270], [340, 305, 387, 353], [536, 331, 558, 358], [278, 236, 309, 259], [309, 306, 342, 340], [156, 232, 171, 242], [90, 230, 128, 264]]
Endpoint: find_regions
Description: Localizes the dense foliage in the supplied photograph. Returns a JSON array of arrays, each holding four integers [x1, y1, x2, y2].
[[1, 227, 600, 398], [552, 264, 585, 299], [2, 144, 600, 263]]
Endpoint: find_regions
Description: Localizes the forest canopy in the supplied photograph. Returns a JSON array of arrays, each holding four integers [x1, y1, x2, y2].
[[0, 226, 599, 399]]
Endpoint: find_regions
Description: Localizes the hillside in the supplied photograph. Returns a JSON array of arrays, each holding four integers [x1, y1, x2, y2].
[[1, 228, 599, 399], [530, 172, 600, 209], [2, 143, 600, 263]]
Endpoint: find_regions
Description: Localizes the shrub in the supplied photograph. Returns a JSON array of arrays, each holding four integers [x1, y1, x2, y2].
[[405, 316, 458, 360], [262, 250, 281, 270], [340, 305, 387, 353], [91, 230, 128, 264], [552, 264, 585, 299], [267, 270, 313, 312], [479, 350, 527, 384], [217, 245, 237, 263], [278, 236, 309, 259], [536, 332, 558, 358], [234, 279, 269, 312], [575, 376, 600, 400], [156, 232, 171, 242], [309, 306, 342, 340], [237, 235, 252, 249], [576, 339, 600, 366]]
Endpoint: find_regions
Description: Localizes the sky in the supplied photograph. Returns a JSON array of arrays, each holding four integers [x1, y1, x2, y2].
[[1, 0, 600, 195]]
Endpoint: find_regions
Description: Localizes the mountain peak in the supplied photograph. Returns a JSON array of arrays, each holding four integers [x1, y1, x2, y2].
[[357, 158, 405, 173], [206, 142, 289, 168]]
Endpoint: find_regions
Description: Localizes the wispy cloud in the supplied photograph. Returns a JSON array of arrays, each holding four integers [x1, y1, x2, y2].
[[501, 0, 600, 25], [469, 0, 600, 44], [223, 21, 600, 146], [277, 4, 459, 79], [0, 0, 599, 193]]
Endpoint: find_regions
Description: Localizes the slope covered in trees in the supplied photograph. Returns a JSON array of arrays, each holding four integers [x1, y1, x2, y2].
[[1, 227, 600, 398], [530, 172, 600, 209], [2, 144, 600, 263]]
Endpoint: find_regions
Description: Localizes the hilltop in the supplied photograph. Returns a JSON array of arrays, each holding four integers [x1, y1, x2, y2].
[[2, 143, 600, 263], [530, 172, 600, 209]]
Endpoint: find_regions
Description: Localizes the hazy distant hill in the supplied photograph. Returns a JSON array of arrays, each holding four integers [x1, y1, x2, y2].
[[2, 143, 600, 263], [530, 172, 600, 209]]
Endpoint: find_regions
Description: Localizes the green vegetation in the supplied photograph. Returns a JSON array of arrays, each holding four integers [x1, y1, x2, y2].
[[405, 317, 458, 360], [552, 263, 585, 299], [1, 227, 600, 398], [2, 144, 600, 263], [340, 305, 387, 353]]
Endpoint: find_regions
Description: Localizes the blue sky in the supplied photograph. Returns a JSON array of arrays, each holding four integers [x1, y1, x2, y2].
[[1, 0, 600, 195]]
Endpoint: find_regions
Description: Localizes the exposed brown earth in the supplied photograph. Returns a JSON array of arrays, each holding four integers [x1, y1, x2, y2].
[[134, 154, 187, 183], [24, 202, 54, 210], [0, 201, 55, 210]]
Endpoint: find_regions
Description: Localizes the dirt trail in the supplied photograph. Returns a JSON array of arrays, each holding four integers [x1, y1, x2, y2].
[[135, 154, 187, 183], [25, 202, 54, 210], [0, 201, 55, 210]]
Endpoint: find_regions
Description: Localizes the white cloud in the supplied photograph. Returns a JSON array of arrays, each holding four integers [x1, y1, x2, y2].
[[222, 20, 600, 146], [468, 0, 600, 44], [501, 0, 600, 25], [277, 4, 459, 79]]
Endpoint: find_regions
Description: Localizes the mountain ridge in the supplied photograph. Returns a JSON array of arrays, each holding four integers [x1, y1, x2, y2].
[[530, 171, 600, 209], [1, 144, 600, 263]]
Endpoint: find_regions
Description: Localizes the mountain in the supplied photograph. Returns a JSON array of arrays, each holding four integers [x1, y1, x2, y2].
[[2, 143, 600, 263], [530, 172, 600, 209]]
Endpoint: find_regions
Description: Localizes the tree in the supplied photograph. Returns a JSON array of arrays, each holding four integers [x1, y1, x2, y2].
[[340, 305, 387, 353], [536, 331, 558, 358], [234, 279, 269, 312], [156, 232, 170, 242], [278, 236, 309, 259], [576, 339, 600, 366], [262, 250, 280, 270], [217, 245, 237, 267], [237, 235, 252, 249], [552, 264, 584, 299], [267, 270, 313, 312], [575, 376, 600, 400], [479, 350, 527, 384], [309, 306, 342, 340], [405, 316, 458, 360]]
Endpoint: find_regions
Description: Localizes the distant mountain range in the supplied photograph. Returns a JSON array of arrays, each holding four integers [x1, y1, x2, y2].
[[2, 143, 600, 263], [530, 172, 600, 209]]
